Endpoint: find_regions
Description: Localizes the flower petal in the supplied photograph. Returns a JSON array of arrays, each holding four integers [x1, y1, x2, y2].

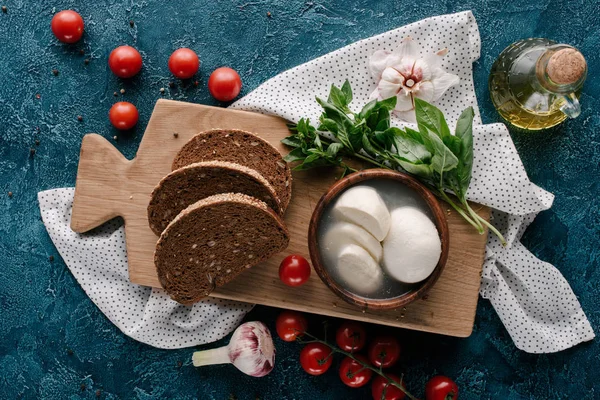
[[394, 37, 420, 60], [369, 50, 391, 80], [414, 80, 435, 102], [395, 109, 417, 123], [430, 71, 460, 101], [394, 90, 415, 111], [377, 79, 402, 99], [369, 87, 381, 100], [412, 58, 432, 81], [381, 67, 405, 84]]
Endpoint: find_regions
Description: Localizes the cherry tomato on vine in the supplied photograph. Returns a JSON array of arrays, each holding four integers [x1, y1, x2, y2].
[[368, 335, 401, 368], [208, 67, 242, 102], [109, 102, 138, 130], [335, 321, 366, 352], [51, 10, 84, 43], [279, 255, 311, 287], [275, 310, 307, 342], [339, 355, 372, 388], [168, 48, 200, 79], [108, 46, 143, 78], [371, 374, 406, 400], [299, 343, 332, 376], [425, 376, 459, 400]]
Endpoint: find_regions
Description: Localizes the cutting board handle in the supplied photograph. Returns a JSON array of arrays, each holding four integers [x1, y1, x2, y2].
[[71, 134, 132, 233]]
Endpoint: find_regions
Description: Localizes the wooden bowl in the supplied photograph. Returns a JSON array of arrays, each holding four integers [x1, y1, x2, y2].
[[308, 169, 449, 310]]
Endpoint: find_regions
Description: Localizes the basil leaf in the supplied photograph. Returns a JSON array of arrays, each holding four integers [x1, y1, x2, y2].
[[374, 96, 397, 112], [326, 142, 343, 157], [283, 147, 306, 162], [362, 133, 378, 157], [327, 84, 349, 111], [414, 98, 451, 139], [427, 129, 459, 174], [318, 118, 339, 135], [398, 160, 433, 179], [443, 135, 462, 157], [281, 135, 302, 148], [347, 125, 363, 153], [454, 106, 475, 196], [314, 133, 323, 150], [317, 97, 352, 127], [358, 99, 377, 120], [386, 127, 431, 164], [373, 130, 395, 151], [341, 79, 352, 104]]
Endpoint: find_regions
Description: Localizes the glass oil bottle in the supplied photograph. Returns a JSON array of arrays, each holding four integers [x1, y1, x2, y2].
[[489, 38, 587, 130]]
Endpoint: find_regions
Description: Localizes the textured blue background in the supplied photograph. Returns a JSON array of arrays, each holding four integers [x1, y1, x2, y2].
[[1, 1, 598, 399]]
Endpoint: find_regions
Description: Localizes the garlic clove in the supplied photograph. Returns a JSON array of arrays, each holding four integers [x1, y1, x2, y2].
[[430, 71, 460, 101], [369, 50, 392, 80], [393, 36, 419, 60]]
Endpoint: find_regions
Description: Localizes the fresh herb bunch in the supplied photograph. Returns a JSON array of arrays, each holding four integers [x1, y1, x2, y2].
[[282, 80, 506, 245]]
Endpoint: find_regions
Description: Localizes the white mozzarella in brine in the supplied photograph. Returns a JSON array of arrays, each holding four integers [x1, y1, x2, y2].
[[337, 244, 384, 294], [332, 185, 391, 241], [383, 207, 441, 283], [322, 222, 383, 263]]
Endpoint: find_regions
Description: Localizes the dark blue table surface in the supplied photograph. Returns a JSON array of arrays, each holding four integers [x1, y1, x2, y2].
[[1, 1, 598, 399]]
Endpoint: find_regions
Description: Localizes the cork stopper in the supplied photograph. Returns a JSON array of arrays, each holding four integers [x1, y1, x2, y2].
[[546, 48, 586, 85]]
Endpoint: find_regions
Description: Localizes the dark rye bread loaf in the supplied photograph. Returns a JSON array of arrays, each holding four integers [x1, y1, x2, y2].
[[171, 129, 292, 211], [147, 161, 282, 236], [154, 193, 290, 305]]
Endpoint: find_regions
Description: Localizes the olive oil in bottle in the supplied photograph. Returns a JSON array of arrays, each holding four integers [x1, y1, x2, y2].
[[489, 38, 587, 130]]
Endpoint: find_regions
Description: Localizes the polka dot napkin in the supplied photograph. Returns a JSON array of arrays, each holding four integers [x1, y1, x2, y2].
[[231, 10, 594, 353], [39, 11, 594, 352]]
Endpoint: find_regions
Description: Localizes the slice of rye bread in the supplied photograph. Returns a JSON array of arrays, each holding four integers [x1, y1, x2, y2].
[[147, 160, 282, 236], [155, 193, 290, 305], [171, 129, 292, 211]]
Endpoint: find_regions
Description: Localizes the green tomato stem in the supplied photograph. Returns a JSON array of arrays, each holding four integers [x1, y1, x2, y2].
[[299, 331, 418, 400]]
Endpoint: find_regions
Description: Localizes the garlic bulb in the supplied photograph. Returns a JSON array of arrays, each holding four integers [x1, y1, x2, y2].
[[192, 321, 275, 377], [369, 37, 460, 121]]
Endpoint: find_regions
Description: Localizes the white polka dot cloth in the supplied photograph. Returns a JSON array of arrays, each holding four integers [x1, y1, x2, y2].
[[232, 10, 594, 353], [38, 11, 594, 352], [39, 188, 252, 349]]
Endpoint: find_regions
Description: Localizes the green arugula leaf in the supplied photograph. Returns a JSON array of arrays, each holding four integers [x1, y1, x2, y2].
[[283, 147, 306, 162], [414, 98, 451, 139]]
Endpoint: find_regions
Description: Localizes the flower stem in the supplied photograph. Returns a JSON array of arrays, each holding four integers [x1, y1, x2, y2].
[[299, 332, 418, 400]]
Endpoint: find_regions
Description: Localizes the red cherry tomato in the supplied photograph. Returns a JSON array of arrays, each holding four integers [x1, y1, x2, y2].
[[299, 343, 332, 376], [108, 46, 143, 78], [335, 321, 367, 352], [275, 310, 307, 342], [109, 102, 138, 130], [371, 374, 406, 400], [339, 355, 372, 388], [168, 48, 200, 79], [368, 335, 401, 368], [425, 376, 459, 400], [208, 67, 242, 102], [51, 10, 84, 43], [279, 255, 311, 287]]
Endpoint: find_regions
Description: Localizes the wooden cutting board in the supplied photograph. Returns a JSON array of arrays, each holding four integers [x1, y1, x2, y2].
[[71, 99, 489, 338]]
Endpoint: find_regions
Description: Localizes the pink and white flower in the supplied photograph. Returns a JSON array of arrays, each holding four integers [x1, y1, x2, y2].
[[369, 37, 460, 121]]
